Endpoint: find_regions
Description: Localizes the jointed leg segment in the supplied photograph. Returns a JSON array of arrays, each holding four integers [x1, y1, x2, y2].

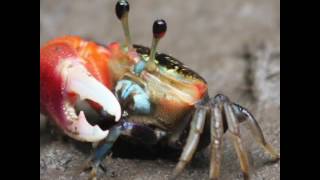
[[83, 120, 159, 180], [172, 94, 279, 180], [209, 104, 224, 180], [232, 104, 280, 160], [173, 107, 208, 179], [81, 94, 278, 180], [224, 102, 250, 179]]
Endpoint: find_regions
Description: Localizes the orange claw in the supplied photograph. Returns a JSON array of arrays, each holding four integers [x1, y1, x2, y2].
[[44, 36, 114, 88], [40, 36, 121, 142]]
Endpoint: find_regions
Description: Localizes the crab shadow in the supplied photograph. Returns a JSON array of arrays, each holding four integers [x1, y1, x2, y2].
[[41, 126, 279, 173], [42, 132, 183, 162]]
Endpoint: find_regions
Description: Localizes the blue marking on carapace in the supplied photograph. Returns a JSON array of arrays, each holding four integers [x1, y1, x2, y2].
[[133, 93, 151, 114], [134, 61, 146, 75], [117, 80, 151, 114], [121, 81, 134, 99]]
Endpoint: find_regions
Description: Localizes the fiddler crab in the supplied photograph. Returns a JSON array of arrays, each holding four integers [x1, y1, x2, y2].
[[40, 1, 280, 179]]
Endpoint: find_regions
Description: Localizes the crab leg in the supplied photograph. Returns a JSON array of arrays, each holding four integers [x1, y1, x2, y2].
[[209, 104, 224, 180], [84, 120, 160, 179], [224, 103, 250, 180], [86, 122, 123, 180], [232, 104, 280, 160], [172, 107, 207, 179]]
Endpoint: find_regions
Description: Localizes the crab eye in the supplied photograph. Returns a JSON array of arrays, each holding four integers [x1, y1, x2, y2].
[[153, 19, 167, 39], [115, 0, 132, 48], [146, 19, 168, 72], [115, 0, 130, 20]]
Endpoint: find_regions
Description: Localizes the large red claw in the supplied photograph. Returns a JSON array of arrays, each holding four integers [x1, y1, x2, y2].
[[40, 36, 121, 142]]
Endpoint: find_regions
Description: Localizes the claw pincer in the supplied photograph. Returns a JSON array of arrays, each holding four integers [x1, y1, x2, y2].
[[40, 37, 121, 142]]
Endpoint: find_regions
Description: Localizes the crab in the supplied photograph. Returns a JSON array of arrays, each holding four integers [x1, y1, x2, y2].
[[40, 0, 280, 179]]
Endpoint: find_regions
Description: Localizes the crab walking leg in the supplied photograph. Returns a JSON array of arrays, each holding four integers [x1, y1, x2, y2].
[[86, 124, 123, 180], [232, 104, 280, 160], [209, 104, 224, 180], [85, 121, 159, 179], [172, 107, 207, 179], [224, 103, 250, 180]]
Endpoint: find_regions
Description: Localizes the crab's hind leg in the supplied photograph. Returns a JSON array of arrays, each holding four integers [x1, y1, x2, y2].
[[223, 99, 250, 179], [171, 94, 279, 180], [209, 101, 225, 180], [211, 94, 279, 179], [202, 94, 251, 180], [231, 104, 280, 160], [172, 106, 208, 179], [82, 120, 160, 180]]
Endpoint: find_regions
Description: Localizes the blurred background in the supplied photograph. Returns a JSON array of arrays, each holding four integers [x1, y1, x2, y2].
[[40, 0, 280, 179]]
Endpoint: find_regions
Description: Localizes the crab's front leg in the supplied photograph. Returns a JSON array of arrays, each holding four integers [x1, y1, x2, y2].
[[172, 94, 280, 180], [83, 120, 166, 180], [82, 78, 161, 179]]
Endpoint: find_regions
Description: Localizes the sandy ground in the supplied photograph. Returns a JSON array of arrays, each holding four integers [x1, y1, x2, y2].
[[40, 0, 280, 179]]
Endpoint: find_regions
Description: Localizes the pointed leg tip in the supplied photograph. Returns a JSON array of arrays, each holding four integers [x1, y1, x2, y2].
[[76, 157, 101, 180], [271, 154, 280, 162], [77, 162, 90, 174], [170, 171, 179, 180], [242, 172, 250, 180], [172, 161, 187, 178], [169, 171, 181, 180], [264, 144, 280, 161], [89, 168, 97, 180], [171, 166, 184, 180]]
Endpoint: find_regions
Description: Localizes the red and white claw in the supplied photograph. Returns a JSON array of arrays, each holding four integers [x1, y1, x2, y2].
[[61, 59, 121, 142], [40, 37, 121, 143]]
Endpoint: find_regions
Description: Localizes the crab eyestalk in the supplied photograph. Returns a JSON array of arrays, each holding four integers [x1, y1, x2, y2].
[[146, 19, 167, 72], [116, 0, 132, 49]]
